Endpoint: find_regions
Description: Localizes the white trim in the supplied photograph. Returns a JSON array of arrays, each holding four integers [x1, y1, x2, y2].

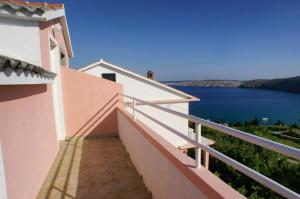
[[122, 94, 300, 160], [0, 68, 54, 85], [121, 94, 300, 199], [60, 16, 73, 57], [0, 142, 7, 199], [49, 35, 66, 141], [137, 98, 198, 105], [79, 59, 199, 100], [0, 9, 65, 22], [44, 9, 65, 21]]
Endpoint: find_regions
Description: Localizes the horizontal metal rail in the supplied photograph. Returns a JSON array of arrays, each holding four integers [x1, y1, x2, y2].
[[119, 93, 300, 199], [121, 94, 300, 161]]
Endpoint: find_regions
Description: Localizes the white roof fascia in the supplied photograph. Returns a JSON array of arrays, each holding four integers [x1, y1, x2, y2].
[[44, 9, 65, 21], [79, 59, 199, 100], [0, 8, 65, 22], [60, 16, 73, 57]]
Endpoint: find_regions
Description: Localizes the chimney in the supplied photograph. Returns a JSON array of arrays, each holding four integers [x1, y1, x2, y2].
[[146, 70, 154, 80]]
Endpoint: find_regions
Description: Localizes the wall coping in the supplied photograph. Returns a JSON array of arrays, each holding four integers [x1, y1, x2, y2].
[[118, 107, 245, 199]]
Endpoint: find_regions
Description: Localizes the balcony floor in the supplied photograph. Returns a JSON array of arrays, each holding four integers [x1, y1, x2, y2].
[[37, 135, 151, 199]]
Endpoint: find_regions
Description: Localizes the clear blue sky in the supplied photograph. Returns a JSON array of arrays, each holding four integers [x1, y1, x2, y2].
[[49, 0, 300, 81]]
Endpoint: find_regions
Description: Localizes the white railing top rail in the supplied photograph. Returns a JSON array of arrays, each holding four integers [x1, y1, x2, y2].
[[121, 94, 300, 160], [119, 93, 300, 199]]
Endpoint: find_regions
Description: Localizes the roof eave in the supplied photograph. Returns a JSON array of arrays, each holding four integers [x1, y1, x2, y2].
[[189, 96, 200, 101], [0, 6, 73, 58], [0, 54, 57, 85], [79, 59, 199, 100], [0, 7, 65, 21], [0, 0, 64, 8], [59, 16, 73, 58]]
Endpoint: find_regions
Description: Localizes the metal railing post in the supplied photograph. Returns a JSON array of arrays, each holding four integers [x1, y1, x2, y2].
[[195, 122, 202, 168], [132, 99, 136, 120], [119, 94, 300, 198]]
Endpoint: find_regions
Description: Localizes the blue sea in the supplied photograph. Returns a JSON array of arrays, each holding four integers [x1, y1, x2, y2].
[[173, 86, 300, 125]]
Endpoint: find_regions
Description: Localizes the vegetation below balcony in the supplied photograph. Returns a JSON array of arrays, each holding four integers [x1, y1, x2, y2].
[[188, 120, 300, 199]]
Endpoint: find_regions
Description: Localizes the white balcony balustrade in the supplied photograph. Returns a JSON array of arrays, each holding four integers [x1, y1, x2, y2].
[[119, 93, 300, 199]]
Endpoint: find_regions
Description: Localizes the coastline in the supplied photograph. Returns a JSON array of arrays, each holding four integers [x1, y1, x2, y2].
[[163, 76, 300, 94]]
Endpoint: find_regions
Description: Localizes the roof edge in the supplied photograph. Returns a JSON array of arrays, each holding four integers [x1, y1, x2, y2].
[[0, 54, 57, 79], [0, 1, 65, 22], [59, 16, 73, 57], [0, 0, 64, 8], [79, 59, 199, 100]]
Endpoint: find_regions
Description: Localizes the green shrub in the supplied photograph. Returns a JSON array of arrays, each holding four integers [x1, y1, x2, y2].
[[188, 126, 300, 198]]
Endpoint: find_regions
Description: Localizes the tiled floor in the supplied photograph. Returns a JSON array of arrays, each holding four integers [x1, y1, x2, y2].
[[37, 135, 152, 199]]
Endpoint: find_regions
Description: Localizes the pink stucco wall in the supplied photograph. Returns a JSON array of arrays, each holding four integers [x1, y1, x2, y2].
[[0, 11, 122, 199], [0, 16, 73, 199], [0, 85, 58, 199], [118, 108, 245, 199], [61, 67, 123, 138], [39, 18, 70, 70]]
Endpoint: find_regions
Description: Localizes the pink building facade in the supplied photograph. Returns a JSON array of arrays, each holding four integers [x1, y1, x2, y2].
[[0, 1, 122, 198], [1, 1, 297, 199]]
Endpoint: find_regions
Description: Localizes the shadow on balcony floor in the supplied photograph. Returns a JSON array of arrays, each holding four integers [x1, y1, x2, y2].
[[37, 135, 152, 199]]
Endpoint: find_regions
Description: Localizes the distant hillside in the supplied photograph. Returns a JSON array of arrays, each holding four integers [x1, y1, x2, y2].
[[164, 76, 300, 93], [240, 76, 300, 93], [165, 80, 243, 87]]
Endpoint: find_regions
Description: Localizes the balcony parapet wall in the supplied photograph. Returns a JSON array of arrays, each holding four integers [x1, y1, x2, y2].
[[117, 108, 245, 199], [61, 67, 123, 138]]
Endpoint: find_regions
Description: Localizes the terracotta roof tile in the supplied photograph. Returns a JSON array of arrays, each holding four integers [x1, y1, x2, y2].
[[0, 55, 57, 79], [0, 0, 63, 9]]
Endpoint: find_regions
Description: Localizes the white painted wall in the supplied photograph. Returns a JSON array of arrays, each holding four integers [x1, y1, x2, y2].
[[83, 63, 190, 147], [0, 18, 41, 66], [50, 38, 66, 141], [135, 103, 189, 147], [85, 63, 187, 101]]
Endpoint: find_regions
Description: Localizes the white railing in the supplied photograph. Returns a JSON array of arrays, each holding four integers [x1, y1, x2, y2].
[[119, 93, 300, 199]]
